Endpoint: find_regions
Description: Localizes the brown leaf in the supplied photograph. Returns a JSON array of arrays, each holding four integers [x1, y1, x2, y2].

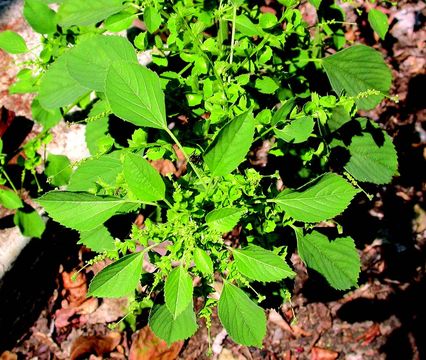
[[62, 271, 88, 307], [311, 347, 338, 360], [54, 307, 77, 329], [355, 323, 381, 346], [70, 332, 121, 360], [0, 351, 17, 360], [151, 159, 177, 176], [129, 326, 183, 360]]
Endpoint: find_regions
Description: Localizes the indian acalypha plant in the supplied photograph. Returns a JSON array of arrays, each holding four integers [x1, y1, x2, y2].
[[0, 0, 397, 347]]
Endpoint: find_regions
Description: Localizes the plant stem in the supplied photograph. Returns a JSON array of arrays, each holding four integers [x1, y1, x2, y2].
[[229, 4, 237, 65], [1, 168, 18, 193], [165, 128, 208, 191]]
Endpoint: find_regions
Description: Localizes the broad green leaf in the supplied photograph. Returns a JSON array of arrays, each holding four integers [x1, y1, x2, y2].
[[14, 209, 45, 238], [368, 9, 389, 40], [328, 105, 351, 132], [105, 61, 167, 129], [31, 98, 62, 129], [255, 77, 279, 94], [205, 207, 244, 233], [67, 35, 138, 91], [24, 0, 57, 34], [149, 303, 198, 346], [45, 154, 72, 186], [218, 282, 266, 347], [85, 100, 113, 155], [322, 45, 391, 110], [0, 189, 23, 209], [36, 191, 138, 231], [345, 131, 398, 184], [296, 230, 360, 290], [193, 248, 213, 276], [233, 245, 295, 282], [88, 252, 143, 297], [79, 225, 115, 252], [164, 266, 193, 319], [105, 12, 137, 32], [123, 152, 165, 202], [39, 52, 89, 109], [271, 98, 296, 126], [235, 14, 260, 37], [0, 31, 28, 54], [9, 68, 37, 94], [57, 0, 125, 27], [144, 6, 162, 33], [204, 112, 255, 176], [273, 173, 359, 222], [68, 152, 122, 192], [274, 116, 314, 143]]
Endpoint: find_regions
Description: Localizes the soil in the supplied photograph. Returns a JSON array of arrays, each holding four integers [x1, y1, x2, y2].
[[0, 0, 425, 359]]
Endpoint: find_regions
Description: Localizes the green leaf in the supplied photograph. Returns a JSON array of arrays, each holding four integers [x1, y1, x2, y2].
[[123, 152, 165, 202], [328, 105, 351, 132], [233, 245, 295, 282], [14, 209, 45, 238], [235, 14, 260, 37], [67, 35, 138, 91], [45, 154, 72, 186], [368, 9, 389, 40], [218, 282, 266, 347], [164, 266, 193, 319], [144, 6, 162, 33], [309, 0, 322, 9], [105, 61, 167, 129], [31, 98, 62, 129], [255, 77, 279, 94], [57, 0, 125, 27], [105, 12, 137, 32], [79, 225, 115, 252], [345, 131, 398, 184], [205, 207, 244, 233], [204, 112, 255, 176], [39, 52, 89, 109], [274, 116, 314, 143], [87, 252, 143, 297], [36, 191, 138, 231], [296, 230, 360, 290], [271, 98, 296, 126], [0, 31, 28, 54], [149, 303, 198, 346], [193, 248, 213, 276], [24, 0, 57, 34], [322, 45, 391, 110], [273, 173, 359, 222], [68, 152, 122, 192], [0, 189, 23, 209]]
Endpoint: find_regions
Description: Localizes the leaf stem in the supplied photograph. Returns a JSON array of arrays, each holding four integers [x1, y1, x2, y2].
[[165, 128, 208, 191], [1, 168, 18, 193], [229, 4, 237, 66]]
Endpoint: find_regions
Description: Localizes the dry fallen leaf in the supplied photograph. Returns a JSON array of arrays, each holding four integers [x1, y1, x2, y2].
[[311, 347, 339, 360], [0, 351, 17, 360], [70, 332, 121, 360], [129, 326, 183, 360], [62, 271, 87, 307]]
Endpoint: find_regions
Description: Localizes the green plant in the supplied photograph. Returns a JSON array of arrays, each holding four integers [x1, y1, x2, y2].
[[1, 0, 398, 348]]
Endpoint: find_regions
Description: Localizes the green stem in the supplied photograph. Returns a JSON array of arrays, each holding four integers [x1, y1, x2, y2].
[[229, 4, 237, 66], [165, 128, 208, 191], [1, 168, 18, 193], [163, 198, 173, 209]]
